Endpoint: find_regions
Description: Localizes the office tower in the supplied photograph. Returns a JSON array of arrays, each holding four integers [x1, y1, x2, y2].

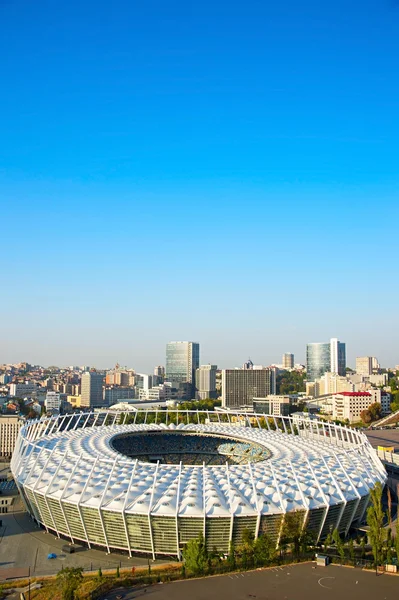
[[243, 359, 254, 370], [330, 338, 346, 376], [222, 368, 272, 408], [154, 366, 165, 378], [306, 343, 331, 382], [282, 353, 294, 369], [81, 371, 105, 408], [306, 338, 346, 381], [196, 365, 217, 400], [165, 342, 200, 398], [356, 356, 374, 376]]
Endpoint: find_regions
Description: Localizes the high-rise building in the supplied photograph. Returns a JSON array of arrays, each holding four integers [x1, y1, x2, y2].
[[282, 353, 294, 369], [306, 343, 331, 382], [330, 338, 346, 376], [222, 369, 273, 408], [196, 365, 217, 400], [81, 372, 105, 408], [306, 338, 346, 381], [356, 356, 379, 376], [165, 342, 200, 398]]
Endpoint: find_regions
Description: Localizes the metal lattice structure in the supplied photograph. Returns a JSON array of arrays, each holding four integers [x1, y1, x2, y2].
[[11, 410, 386, 558]]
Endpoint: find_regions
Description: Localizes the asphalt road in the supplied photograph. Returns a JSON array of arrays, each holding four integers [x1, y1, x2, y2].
[[102, 563, 399, 600]]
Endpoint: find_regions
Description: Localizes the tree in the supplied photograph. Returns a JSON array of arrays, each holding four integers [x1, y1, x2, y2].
[[386, 528, 393, 564], [56, 567, 83, 600], [332, 529, 345, 563], [182, 532, 208, 575], [97, 567, 102, 579], [368, 403, 382, 422], [366, 481, 386, 568], [253, 534, 276, 566], [227, 541, 236, 570], [279, 512, 306, 558], [348, 538, 355, 562], [116, 565, 120, 578], [360, 409, 372, 424]]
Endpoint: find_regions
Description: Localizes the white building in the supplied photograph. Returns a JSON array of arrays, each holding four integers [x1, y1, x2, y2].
[[0, 415, 24, 457], [253, 395, 299, 416], [196, 365, 217, 400], [318, 391, 389, 423], [45, 392, 61, 412], [9, 382, 38, 397]]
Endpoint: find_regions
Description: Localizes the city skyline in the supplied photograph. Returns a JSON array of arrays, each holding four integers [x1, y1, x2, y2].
[[1, 0, 398, 369], [0, 334, 395, 373]]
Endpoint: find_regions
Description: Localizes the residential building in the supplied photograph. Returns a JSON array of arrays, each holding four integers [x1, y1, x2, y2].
[[306, 338, 346, 381], [222, 368, 273, 409], [165, 341, 200, 398], [330, 392, 374, 423], [45, 392, 61, 412], [356, 357, 379, 376], [80, 372, 105, 408], [104, 387, 135, 406], [0, 415, 23, 457], [196, 365, 217, 400], [253, 394, 298, 416], [9, 382, 38, 397], [282, 353, 294, 370]]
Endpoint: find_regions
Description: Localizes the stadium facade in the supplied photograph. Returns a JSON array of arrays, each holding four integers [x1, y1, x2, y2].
[[11, 411, 386, 558]]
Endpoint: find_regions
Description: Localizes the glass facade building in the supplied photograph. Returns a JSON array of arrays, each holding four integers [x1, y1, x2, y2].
[[306, 343, 331, 382], [165, 342, 200, 398]]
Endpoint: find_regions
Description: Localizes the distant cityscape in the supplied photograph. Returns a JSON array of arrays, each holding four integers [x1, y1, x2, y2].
[[0, 337, 399, 460]]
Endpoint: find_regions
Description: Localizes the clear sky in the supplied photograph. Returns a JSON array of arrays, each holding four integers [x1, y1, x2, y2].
[[1, 0, 398, 371]]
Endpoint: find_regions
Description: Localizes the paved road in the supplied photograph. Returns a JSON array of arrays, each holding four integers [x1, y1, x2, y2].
[[365, 429, 399, 451], [102, 563, 399, 600], [0, 499, 169, 580]]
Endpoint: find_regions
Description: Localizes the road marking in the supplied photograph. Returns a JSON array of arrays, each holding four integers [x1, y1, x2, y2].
[[318, 577, 335, 590]]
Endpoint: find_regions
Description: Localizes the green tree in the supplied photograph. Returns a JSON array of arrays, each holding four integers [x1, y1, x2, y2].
[[366, 481, 386, 568], [182, 532, 208, 575], [227, 541, 236, 570], [279, 512, 306, 558], [368, 403, 382, 422], [97, 567, 102, 579], [386, 529, 393, 564], [254, 534, 276, 565], [332, 529, 345, 562], [56, 567, 83, 600], [360, 536, 366, 559], [348, 538, 355, 562], [116, 565, 120, 578]]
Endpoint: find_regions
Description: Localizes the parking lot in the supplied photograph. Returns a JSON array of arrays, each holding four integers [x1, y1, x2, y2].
[[0, 498, 168, 580], [102, 563, 399, 600]]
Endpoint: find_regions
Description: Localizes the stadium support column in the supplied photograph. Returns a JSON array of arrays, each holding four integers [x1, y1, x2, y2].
[[289, 460, 310, 533], [333, 448, 362, 536], [320, 454, 347, 532], [77, 457, 99, 549], [98, 457, 119, 554], [270, 463, 285, 548], [202, 462, 207, 538], [37, 449, 61, 537], [122, 460, 138, 558], [175, 462, 183, 559], [59, 453, 84, 544], [248, 462, 261, 539], [305, 456, 329, 544], [148, 462, 160, 560], [225, 462, 235, 543]]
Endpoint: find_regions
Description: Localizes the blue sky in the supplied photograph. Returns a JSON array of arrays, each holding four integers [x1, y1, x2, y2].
[[1, 0, 398, 370]]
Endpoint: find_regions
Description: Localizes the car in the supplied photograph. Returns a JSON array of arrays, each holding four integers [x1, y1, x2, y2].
[[47, 553, 57, 559]]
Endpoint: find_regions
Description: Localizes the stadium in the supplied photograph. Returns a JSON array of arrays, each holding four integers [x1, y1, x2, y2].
[[11, 410, 386, 559]]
